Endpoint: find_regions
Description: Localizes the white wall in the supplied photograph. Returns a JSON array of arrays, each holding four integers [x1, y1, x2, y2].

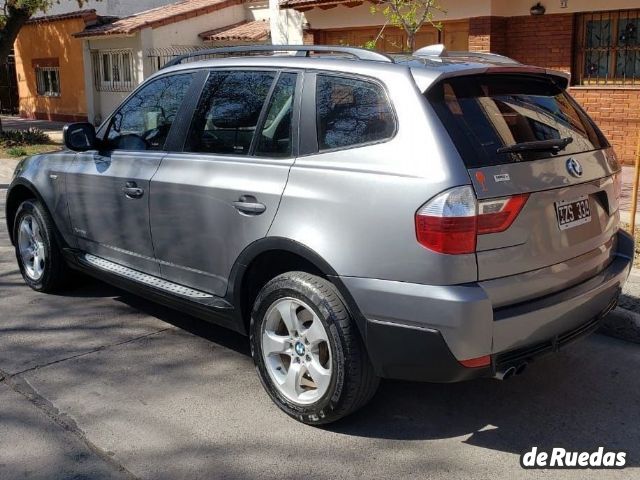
[[150, 4, 246, 48], [491, 0, 640, 17], [38, 0, 181, 18], [83, 35, 141, 124], [247, 0, 271, 21], [302, 0, 640, 31], [303, 0, 492, 30]]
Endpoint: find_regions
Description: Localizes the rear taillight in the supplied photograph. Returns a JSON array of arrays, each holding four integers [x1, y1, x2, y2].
[[415, 186, 477, 254], [416, 186, 528, 255], [477, 194, 529, 234]]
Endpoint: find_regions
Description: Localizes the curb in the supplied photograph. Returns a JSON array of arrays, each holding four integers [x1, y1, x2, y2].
[[599, 306, 640, 344]]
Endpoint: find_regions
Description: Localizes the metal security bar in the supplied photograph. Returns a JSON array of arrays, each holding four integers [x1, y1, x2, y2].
[[146, 46, 211, 73], [35, 66, 61, 97], [575, 9, 640, 85], [91, 49, 135, 92]]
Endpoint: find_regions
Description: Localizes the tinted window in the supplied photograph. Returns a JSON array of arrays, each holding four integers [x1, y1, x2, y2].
[[185, 71, 276, 155], [106, 73, 194, 151], [426, 74, 608, 168], [255, 72, 297, 158], [316, 75, 395, 151]]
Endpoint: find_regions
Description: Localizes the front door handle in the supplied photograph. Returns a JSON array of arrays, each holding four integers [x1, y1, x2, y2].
[[233, 195, 266, 215], [123, 181, 144, 199]]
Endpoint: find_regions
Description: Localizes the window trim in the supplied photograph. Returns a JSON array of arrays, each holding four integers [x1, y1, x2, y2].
[[98, 70, 198, 153], [92, 49, 135, 92], [177, 67, 302, 160], [35, 66, 61, 97], [574, 9, 640, 86], [300, 70, 398, 157]]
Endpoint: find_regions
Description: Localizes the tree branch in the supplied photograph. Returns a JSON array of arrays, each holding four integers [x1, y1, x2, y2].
[[0, 3, 32, 64]]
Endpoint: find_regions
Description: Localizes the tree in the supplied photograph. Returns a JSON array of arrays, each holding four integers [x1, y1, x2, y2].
[[365, 0, 444, 53], [0, 1, 89, 64]]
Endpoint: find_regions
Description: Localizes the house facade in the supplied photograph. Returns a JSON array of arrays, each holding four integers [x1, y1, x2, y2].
[[284, 0, 640, 165], [14, 0, 300, 124], [13, 11, 98, 122]]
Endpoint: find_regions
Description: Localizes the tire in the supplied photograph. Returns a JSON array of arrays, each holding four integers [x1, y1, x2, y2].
[[13, 199, 72, 292], [250, 271, 379, 425]]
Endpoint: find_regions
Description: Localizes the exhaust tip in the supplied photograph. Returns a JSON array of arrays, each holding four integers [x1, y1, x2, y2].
[[494, 366, 516, 381], [515, 362, 528, 376]]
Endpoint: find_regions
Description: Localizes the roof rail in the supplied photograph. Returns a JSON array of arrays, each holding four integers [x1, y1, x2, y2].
[[162, 45, 394, 69]]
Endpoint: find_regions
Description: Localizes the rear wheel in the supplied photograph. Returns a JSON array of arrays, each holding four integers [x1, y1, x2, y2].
[[14, 199, 71, 292], [250, 272, 379, 425]]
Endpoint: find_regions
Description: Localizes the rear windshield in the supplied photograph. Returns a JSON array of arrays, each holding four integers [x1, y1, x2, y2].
[[426, 74, 608, 168]]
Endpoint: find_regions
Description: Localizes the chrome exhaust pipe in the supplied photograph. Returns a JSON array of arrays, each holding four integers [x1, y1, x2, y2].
[[514, 362, 528, 376], [493, 366, 516, 381]]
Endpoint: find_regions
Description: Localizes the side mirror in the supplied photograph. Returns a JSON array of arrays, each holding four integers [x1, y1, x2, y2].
[[63, 122, 97, 152]]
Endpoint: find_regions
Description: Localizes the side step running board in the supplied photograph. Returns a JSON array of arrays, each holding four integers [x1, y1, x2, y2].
[[82, 253, 232, 309]]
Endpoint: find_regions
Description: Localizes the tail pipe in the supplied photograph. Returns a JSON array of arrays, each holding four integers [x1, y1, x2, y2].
[[493, 362, 528, 381]]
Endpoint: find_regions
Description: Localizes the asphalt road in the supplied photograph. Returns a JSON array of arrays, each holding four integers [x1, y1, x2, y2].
[[1, 188, 639, 480]]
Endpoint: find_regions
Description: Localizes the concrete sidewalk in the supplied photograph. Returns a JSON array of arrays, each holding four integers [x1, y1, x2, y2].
[[1, 116, 65, 144]]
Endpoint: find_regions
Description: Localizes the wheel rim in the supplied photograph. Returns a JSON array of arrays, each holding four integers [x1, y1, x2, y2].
[[261, 297, 333, 405], [17, 215, 46, 281]]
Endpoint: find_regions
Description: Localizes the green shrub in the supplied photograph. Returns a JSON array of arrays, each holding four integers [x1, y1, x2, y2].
[[0, 128, 51, 147], [7, 146, 28, 157]]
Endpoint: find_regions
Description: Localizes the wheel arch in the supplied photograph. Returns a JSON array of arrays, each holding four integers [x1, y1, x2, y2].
[[228, 237, 368, 341], [6, 180, 45, 245]]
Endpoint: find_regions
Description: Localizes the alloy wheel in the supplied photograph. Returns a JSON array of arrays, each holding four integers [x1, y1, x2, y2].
[[261, 297, 333, 405]]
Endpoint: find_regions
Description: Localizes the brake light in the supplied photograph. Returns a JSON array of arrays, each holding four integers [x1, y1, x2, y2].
[[415, 186, 528, 254], [415, 186, 477, 254]]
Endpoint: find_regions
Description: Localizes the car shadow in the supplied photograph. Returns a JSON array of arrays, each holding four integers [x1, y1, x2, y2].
[[59, 279, 640, 466]]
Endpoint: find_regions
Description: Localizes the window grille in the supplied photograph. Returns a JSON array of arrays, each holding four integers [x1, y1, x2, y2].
[[575, 10, 640, 85], [35, 66, 61, 97], [91, 49, 134, 92]]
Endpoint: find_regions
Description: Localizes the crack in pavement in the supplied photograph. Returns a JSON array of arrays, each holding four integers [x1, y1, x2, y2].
[[0, 368, 141, 480], [0, 327, 175, 480], [10, 326, 174, 377]]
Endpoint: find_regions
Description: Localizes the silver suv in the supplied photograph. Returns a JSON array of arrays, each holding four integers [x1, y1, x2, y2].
[[6, 45, 633, 425]]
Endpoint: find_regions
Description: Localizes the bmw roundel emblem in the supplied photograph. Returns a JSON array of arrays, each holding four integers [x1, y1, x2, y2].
[[566, 158, 583, 178]]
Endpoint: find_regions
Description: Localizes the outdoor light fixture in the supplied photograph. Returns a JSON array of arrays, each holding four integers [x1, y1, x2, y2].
[[530, 2, 546, 15]]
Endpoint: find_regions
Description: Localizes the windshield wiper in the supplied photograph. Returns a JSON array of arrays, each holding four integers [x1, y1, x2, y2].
[[497, 137, 574, 155]]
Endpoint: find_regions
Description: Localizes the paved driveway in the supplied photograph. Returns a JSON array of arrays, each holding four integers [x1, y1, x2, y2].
[[0, 188, 639, 480]]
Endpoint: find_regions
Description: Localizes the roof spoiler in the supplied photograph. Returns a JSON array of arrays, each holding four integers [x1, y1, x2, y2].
[[414, 44, 521, 65]]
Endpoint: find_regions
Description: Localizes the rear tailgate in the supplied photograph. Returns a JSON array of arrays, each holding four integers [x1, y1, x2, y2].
[[427, 73, 620, 304]]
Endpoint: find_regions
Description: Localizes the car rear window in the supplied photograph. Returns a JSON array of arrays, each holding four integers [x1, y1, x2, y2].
[[426, 74, 609, 168]]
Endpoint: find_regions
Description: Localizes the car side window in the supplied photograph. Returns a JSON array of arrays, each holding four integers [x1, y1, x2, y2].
[[316, 74, 395, 151], [255, 72, 297, 158], [185, 70, 276, 156], [105, 73, 194, 151]]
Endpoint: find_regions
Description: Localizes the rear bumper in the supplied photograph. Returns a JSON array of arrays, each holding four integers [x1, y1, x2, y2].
[[341, 229, 633, 382]]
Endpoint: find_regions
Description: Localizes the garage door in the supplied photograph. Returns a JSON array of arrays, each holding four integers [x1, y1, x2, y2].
[[316, 20, 468, 53]]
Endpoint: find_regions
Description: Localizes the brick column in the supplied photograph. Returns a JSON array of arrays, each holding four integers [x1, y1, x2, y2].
[[468, 16, 507, 54]]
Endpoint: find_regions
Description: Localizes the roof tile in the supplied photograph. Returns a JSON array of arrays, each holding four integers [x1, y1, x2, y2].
[[199, 19, 270, 41], [74, 0, 243, 38]]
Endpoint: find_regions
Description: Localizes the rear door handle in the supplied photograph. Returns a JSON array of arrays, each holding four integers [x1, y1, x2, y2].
[[123, 181, 144, 199], [233, 195, 266, 215]]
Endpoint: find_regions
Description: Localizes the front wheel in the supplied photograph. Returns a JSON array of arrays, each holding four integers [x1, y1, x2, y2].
[[13, 199, 71, 292], [250, 272, 379, 425]]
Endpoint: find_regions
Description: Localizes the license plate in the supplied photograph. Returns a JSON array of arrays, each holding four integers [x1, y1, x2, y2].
[[555, 195, 592, 230]]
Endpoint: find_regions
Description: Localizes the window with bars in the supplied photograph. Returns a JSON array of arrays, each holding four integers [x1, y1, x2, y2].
[[91, 49, 134, 92], [575, 10, 640, 85], [35, 66, 61, 97]]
